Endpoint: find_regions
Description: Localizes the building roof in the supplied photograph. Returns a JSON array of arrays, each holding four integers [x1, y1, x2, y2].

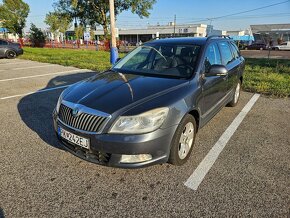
[[94, 23, 208, 36], [250, 24, 290, 33]]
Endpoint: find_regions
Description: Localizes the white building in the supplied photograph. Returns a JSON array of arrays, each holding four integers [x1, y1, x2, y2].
[[94, 23, 209, 44]]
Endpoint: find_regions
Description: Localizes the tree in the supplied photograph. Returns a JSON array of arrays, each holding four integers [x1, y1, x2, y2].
[[53, 0, 156, 39], [45, 12, 71, 43], [0, 0, 30, 38], [29, 23, 46, 47]]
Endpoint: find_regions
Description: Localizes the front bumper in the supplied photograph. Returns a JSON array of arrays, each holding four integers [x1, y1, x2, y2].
[[53, 110, 177, 168], [17, 49, 24, 56]]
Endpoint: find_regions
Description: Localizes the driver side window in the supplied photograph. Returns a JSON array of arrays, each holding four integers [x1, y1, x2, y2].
[[204, 43, 222, 73]]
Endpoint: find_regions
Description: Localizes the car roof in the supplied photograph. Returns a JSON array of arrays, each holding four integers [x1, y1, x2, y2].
[[146, 37, 232, 46]]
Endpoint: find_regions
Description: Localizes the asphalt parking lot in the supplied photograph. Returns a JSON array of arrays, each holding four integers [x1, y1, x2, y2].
[[0, 59, 289, 217]]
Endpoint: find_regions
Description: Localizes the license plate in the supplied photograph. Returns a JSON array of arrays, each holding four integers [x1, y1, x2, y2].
[[58, 127, 90, 149]]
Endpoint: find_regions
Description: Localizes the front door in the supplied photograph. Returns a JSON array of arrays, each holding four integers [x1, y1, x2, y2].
[[200, 42, 228, 121]]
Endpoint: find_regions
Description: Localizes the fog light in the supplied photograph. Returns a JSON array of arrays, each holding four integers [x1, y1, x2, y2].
[[120, 154, 152, 163]]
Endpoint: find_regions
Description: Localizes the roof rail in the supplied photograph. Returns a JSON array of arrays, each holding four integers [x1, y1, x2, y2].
[[206, 35, 232, 41]]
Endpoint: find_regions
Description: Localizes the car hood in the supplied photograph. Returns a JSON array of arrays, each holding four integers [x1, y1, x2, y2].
[[63, 70, 189, 114]]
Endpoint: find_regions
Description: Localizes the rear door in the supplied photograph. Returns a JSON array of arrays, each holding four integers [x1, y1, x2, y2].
[[217, 41, 237, 95], [227, 41, 243, 92]]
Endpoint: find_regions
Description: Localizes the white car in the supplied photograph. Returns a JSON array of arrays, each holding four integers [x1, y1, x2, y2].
[[272, 41, 290, 50]]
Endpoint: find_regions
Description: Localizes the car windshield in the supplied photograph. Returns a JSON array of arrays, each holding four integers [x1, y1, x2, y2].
[[113, 44, 200, 79]]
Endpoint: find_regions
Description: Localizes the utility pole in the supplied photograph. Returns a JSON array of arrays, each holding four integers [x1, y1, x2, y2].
[[109, 0, 118, 64], [173, 14, 176, 37]]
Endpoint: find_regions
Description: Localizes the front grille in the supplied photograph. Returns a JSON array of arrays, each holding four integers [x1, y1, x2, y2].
[[58, 104, 107, 132]]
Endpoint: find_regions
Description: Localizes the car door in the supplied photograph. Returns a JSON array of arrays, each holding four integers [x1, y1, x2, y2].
[[227, 42, 243, 93], [217, 41, 237, 96], [279, 42, 287, 50], [200, 42, 227, 121]]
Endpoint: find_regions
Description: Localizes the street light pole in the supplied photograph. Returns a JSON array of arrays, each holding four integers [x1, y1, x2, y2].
[[109, 0, 118, 64]]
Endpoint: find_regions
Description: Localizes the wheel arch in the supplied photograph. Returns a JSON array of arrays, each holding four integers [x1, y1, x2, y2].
[[188, 109, 200, 132]]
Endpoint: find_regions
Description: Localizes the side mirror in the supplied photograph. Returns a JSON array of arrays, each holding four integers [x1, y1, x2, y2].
[[206, 65, 228, 77]]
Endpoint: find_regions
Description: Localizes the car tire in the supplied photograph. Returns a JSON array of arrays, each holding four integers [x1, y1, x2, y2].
[[228, 81, 241, 107], [6, 50, 17, 59], [168, 114, 197, 166], [275, 47, 279, 51]]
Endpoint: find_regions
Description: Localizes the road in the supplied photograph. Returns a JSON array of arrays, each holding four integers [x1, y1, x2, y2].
[[241, 50, 290, 60], [0, 59, 289, 217]]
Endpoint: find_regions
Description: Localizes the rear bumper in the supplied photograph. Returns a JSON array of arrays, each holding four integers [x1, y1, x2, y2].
[[53, 110, 177, 168]]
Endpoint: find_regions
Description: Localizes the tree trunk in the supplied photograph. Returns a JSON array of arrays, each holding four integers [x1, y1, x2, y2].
[[100, 8, 109, 40]]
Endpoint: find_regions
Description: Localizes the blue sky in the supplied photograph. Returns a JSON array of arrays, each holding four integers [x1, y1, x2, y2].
[[19, 0, 290, 31]]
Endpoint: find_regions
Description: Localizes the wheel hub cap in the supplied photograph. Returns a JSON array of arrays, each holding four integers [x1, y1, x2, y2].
[[178, 122, 194, 160]]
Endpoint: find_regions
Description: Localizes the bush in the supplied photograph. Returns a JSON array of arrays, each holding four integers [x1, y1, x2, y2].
[[29, 23, 46, 47]]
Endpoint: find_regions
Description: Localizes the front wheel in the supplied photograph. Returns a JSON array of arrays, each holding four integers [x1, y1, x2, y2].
[[168, 114, 197, 166], [6, 50, 17, 59], [228, 81, 241, 107]]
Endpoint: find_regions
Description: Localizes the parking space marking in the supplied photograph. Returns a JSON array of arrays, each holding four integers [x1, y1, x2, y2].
[[184, 94, 260, 190], [0, 61, 32, 66], [0, 85, 71, 100], [0, 69, 90, 82], [10, 64, 57, 71]]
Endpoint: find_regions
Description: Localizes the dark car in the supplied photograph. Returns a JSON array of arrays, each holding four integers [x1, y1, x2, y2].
[[0, 39, 23, 59], [244, 43, 267, 50], [53, 36, 245, 168]]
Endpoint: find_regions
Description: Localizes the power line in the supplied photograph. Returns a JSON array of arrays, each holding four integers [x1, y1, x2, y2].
[[195, 0, 290, 23]]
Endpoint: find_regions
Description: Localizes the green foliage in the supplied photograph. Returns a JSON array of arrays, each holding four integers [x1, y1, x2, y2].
[[45, 12, 71, 34], [53, 0, 156, 39], [0, 0, 30, 37], [20, 47, 126, 72], [75, 25, 84, 39], [45, 12, 59, 33], [243, 59, 290, 97], [29, 24, 46, 47]]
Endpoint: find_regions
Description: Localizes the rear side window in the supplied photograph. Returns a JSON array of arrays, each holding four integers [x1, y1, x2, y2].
[[230, 42, 240, 59], [218, 41, 234, 65], [204, 43, 222, 73]]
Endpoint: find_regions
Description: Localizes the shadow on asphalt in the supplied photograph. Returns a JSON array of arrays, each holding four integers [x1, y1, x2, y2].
[[17, 71, 97, 150], [0, 208, 5, 218]]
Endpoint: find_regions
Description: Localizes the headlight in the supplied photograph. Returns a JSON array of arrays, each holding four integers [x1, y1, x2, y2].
[[109, 107, 169, 134], [56, 94, 63, 114]]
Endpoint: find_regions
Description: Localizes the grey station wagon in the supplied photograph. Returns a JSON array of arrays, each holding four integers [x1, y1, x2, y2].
[[53, 36, 245, 168]]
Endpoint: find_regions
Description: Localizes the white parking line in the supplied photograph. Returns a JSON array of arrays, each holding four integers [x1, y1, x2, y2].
[[11, 64, 56, 71], [0, 69, 90, 82], [0, 61, 32, 66], [184, 94, 260, 190], [0, 64, 53, 72], [0, 85, 71, 100]]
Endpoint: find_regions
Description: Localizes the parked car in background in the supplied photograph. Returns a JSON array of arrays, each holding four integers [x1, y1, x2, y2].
[[244, 43, 267, 50], [0, 39, 23, 59], [272, 41, 290, 50], [53, 36, 245, 168]]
